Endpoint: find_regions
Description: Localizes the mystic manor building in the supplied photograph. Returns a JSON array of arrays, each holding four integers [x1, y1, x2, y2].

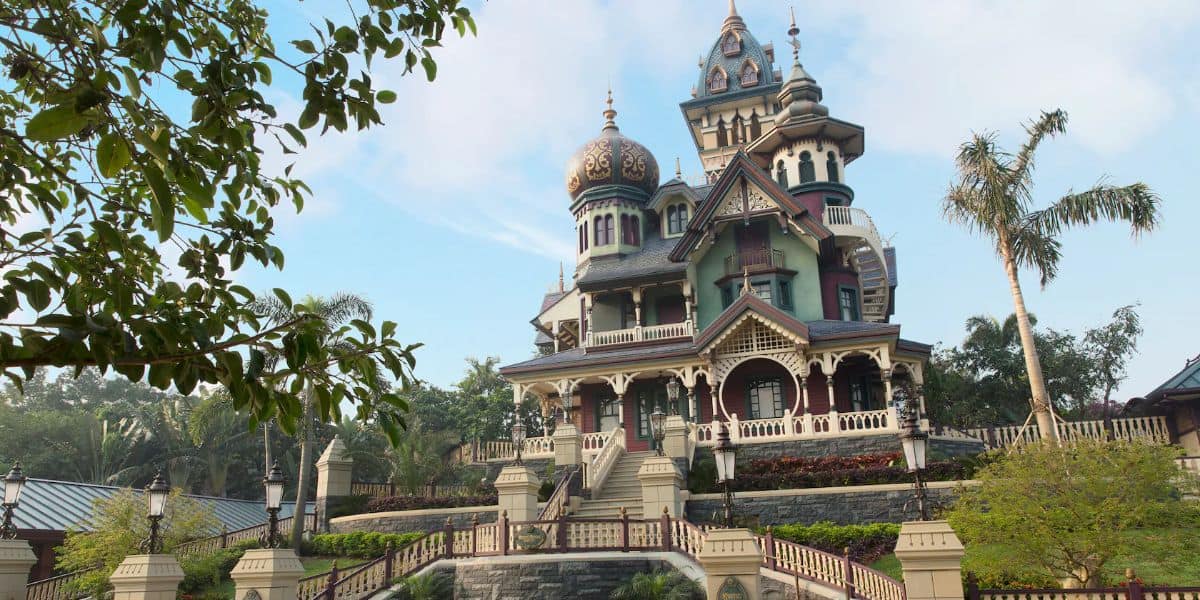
[[498, 3, 936, 511]]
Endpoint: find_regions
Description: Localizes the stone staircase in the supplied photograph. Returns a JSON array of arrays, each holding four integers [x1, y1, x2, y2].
[[574, 450, 654, 519]]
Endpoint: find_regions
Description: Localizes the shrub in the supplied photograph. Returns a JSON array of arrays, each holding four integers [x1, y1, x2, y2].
[[390, 572, 454, 600], [305, 531, 426, 558], [365, 486, 497, 513], [179, 548, 245, 593], [687, 451, 973, 493], [609, 570, 704, 600], [328, 494, 373, 519], [766, 522, 900, 564]]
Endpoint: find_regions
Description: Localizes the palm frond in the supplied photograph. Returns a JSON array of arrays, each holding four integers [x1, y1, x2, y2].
[[943, 131, 1023, 237], [1008, 226, 1062, 287], [1009, 109, 1068, 187], [1025, 182, 1161, 238]]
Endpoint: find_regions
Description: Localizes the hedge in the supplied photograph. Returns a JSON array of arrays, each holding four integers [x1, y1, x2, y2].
[[765, 521, 901, 564], [689, 452, 980, 493], [304, 531, 426, 558], [365, 493, 497, 513]]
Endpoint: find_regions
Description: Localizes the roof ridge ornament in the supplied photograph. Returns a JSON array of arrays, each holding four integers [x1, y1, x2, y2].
[[788, 6, 801, 64], [741, 268, 751, 296], [602, 87, 618, 131]]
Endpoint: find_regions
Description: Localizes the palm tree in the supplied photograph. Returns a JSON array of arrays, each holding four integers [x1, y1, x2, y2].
[[250, 292, 374, 549], [943, 109, 1160, 441], [188, 391, 254, 496], [609, 570, 704, 600]]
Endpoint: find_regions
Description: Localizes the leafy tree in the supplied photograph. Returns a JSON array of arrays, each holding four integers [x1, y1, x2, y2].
[[946, 440, 1197, 587], [55, 412, 147, 485], [187, 390, 255, 496], [0, 0, 472, 436], [57, 488, 219, 598], [1083, 305, 1143, 418], [385, 414, 458, 495], [609, 570, 705, 600], [943, 109, 1160, 440]]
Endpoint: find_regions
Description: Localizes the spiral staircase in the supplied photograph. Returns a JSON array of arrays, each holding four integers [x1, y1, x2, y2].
[[823, 206, 891, 322]]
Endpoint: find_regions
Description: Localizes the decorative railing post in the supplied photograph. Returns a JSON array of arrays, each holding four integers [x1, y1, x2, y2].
[[383, 542, 395, 582], [965, 573, 979, 600], [220, 525, 228, 549], [620, 506, 630, 552], [764, 527, 776, 570], [843, 546, 855, 600], [325, 562, 339, 598], [498, 510, 510, 556], [470, 514, 479, 557], [660, 507, 673, 552], [1127, 569, 1144, 600], [443, 517, 455, 559]]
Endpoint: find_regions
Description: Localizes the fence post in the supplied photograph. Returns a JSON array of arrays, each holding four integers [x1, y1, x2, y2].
[[220, 525, 228, 549], [498, 510, 509, 556], [471, 514, 479, 556], [383, 542, 394, 582], [660, 507, 673, 552], [843, 546, 855, 600], [763, 526, 775, 570], [620, 506, 630, 553], [325, 561, 339, 598], [966, 573, 979, 600], [443, 517, 455, 559], [1126, 569, 1144, 600], [557, 512, 569, 551]]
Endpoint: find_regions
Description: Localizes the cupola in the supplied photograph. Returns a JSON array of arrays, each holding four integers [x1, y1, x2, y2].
[[564, 91, 660, 204]]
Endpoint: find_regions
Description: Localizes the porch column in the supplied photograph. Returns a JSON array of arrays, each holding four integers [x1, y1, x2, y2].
[[826, 374, 841, 433], [632, 287, 643, 326], [617, 394, 625, 425], [711, 379, 721, 417], [913, 363, 928, 420], [799, 376, 810, 414], [882, 368, 894, 408]]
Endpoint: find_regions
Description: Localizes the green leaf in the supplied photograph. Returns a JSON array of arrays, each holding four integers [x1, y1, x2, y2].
[[272, 288, 292, 309], [376, 90, 397, 104], [97, 134, 132, 178], [25, 105, 89, 142], [292, 39, 317, 53], [142, 164, 175, 242], [420, 56, 437, 82]]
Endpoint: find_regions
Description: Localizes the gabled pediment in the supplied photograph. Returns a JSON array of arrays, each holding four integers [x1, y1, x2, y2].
[[696, 292, 809, 356]]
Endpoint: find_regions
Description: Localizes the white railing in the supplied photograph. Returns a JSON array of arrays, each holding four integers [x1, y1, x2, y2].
[[824, 206, 883, 249], [584, 320, 694, 348], [585, 427, 625, 491], [477, 436, 555, 462], [963, 415, 1171, 449], [582, 431, 608, 456], [838, 408, 895, 432], [692, 408, 899, 447]]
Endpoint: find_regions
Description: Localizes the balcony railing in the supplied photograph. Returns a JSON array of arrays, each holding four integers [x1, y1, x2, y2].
[[584, 320, 694, 348], [724, 248, 785, 276]]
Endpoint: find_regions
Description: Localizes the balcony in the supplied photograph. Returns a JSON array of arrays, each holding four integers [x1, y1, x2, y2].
[[823, 206, 884, 257], [724, 248, 785, 276], [584, 320, 694, 348]]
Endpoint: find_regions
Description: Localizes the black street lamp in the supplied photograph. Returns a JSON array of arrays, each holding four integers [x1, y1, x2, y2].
[[712, 423, 738, 528], [142, 471, 170, 554], [897, 401, 930, 520], [263, 461, 286, 548], [1, 462, 27, 539], [650, 406, 667, 456], [511, 421, 527, 466], [666, 378, 682, 416]]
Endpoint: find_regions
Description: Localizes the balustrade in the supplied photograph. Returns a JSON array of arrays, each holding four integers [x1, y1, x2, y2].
[[584, 321, 694, 348], [963, 415, 1171, 449], [585, 427, 626, 491]]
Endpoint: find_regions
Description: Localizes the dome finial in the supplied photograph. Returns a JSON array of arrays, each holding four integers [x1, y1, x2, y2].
[[675, 157, 682, 179], [729, 0, 738, 18], [788, 6, 801, 64], [721, 0, 746, 33], [602, 86, 618, 131]]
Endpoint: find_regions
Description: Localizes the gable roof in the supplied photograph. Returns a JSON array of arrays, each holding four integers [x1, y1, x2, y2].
[[576, 232, 688, 291], [695, 291, 809, 351], [1146, 355, 1200, 403], [668, 151, 831, 262], [0, 478, 311, 534]]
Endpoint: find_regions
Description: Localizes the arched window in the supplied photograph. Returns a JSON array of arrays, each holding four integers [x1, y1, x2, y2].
[[584, 223, 588, 249], [776, 160, 788, 188], [603, 214, 614, 245], [578, 224, 584, 253], [630, 215, 640, 245], [731, 114, 744, 145], [666, 205, 676, 233], [709, 67, 727, 93], [619, 214, 630, 244], [721, 32, 741, 56], [594, 216, 603, 246], [826, 151, 839, 183], [749, 111, 761, 140], [799, 151, 815, 183], [716, 118, 728, 147], [740, 61, 758, 87]]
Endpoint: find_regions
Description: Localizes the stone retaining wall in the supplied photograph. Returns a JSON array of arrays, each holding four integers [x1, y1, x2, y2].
[[431, 555, 684, 600], [329, 505, 499, 534], [685, 481, 968, 526], [694, 434, 984, 463]]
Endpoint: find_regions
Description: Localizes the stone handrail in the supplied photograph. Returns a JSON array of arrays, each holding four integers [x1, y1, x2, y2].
[[759, 531, 906, 600], [585, 427, 625, 491], [584, 321, 694, 348], [538, 466, 579, 521], [582, 431, 608, 452], [477, 436, 555, 462], [838, 408, 898, 433], [25, 568, 94, 600]]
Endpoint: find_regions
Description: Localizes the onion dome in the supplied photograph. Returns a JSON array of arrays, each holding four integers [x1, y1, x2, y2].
[[565, 91, 660, 202]]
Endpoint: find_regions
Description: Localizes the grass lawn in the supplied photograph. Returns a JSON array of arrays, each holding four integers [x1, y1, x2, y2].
[[869, 528, 1200, 586]]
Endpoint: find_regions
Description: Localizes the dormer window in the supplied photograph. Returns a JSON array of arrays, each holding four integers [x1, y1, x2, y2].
[[740, 61, 759, 87], [708, 67, 728, 93], [666, 203, 690, 235], [721, 32, 741, 56]]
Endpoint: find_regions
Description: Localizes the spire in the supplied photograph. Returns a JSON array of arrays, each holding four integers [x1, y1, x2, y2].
[[602, 87, 618, 131], [557, 263, 564, 292], [788, 6, 801, 63], [721, 0, 746, 33], [675, 157, 682, 179]]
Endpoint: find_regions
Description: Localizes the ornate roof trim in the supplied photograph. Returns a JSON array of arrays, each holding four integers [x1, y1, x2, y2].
[[695, 293, 809, 353]]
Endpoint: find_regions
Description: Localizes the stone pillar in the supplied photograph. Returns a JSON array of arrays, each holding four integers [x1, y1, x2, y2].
[[696, 528, 763, 600], [494, 465, 540, 522], [662, 415, 688, 459], [636, 455, 684, 517], [230, 549, 306, 600], [553, 422, 583, 466], [315, 436, 354, 530], [0, 539, 36, 600], [894, 520, 966, 600], [109, 554, 184, 600]]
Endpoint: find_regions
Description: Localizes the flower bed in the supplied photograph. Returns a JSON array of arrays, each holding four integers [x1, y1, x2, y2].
[[692, 452, 977, 493], [365, 484, 497, 513]]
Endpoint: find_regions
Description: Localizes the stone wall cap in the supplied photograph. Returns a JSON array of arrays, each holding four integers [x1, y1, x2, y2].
[[0, 539, 37, 565], [316, 435, 353, 466], [894, 520, 965, 554]]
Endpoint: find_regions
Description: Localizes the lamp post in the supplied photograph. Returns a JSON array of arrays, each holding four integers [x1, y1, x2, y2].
[[712, 423, 738, 528], [142, 471, 170, 554], [511, 421, 527, 466], [263, 461, 286, 548], [1, 463, 27, 540], [666, 378, 681, 416], [897, 400, 930, 520], [650, 406, 667, 456]]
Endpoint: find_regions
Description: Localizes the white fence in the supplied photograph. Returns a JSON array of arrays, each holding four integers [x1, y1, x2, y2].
[[962, 415, 1170, 449], [690, 408, 900, 447]]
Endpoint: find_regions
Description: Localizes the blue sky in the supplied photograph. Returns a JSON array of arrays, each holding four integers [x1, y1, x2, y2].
[[242, 0, 1200, 401]]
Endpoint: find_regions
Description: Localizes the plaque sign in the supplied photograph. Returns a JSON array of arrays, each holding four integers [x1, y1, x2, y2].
[[717, 576, 749, 600], [514, 525, 547, 549]]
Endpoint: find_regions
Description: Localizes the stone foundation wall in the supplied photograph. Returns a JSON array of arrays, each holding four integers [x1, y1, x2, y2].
[[330, 506, 498, 535], [434, 555, 683, 600], [693, 434, 983, 464], [686, 481, 967, 526]]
